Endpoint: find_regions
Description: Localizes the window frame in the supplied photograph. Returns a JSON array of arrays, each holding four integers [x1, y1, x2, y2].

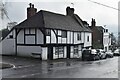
[[77, 32, 81, 40], [25, 28, 35, 35], [74, 46, 78, 54], [46, 29, 51, 36], [61, 30, 67, 38], [87, 36, 89, 42]]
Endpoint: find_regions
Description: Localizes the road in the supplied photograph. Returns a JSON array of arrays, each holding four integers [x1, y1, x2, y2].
[[1, 56, 118, 78]]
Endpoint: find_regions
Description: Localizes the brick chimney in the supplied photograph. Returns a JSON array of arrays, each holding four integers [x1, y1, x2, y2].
[[66, 6, 74, 16], [27, 3, 37, 19], [91, 18, 96, 26]]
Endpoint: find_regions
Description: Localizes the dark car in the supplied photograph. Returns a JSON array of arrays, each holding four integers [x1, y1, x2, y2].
[[82, 49, 100, 61]]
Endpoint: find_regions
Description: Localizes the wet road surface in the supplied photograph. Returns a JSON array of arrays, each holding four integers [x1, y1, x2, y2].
[[1, 56, 118, 78]]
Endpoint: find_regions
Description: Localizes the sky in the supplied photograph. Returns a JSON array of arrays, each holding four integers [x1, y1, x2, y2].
[[1, 0, 120, 37]]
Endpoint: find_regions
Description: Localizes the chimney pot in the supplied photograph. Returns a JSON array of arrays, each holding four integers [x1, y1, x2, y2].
[[29, 3, 32, 8], [32, 4, 34, 8]]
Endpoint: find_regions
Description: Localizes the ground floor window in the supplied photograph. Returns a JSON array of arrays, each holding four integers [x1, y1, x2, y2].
[[73, 46, 79, 58], [74, 46, 78, 54], [55, 46, 64, 58]]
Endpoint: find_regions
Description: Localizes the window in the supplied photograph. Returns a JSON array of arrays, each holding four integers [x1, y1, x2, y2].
[[25, 28, 35, 34], [55, 46, 64, 58], [8, 31, 14, 39], [87, 36, 89, 42], [74, 46, 78, 54], [57, 30, 61, 36], [55, 47, 64, 55], [30, 29, 35, 34], [9, 35, 13, 38], [77, 33, 81, 40], [46, 29, 51, 36], [62, 30, 67, 38]]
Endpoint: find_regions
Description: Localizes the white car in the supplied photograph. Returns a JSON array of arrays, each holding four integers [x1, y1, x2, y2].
[[96, 49, 106, 59], [106, 50, 114, 58], [114, 49, 120, 56]]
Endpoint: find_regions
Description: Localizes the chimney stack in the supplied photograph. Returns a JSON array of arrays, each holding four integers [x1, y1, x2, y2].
[[66, 6, 74, 16], [91, 18, 96, 26], [27, 3, 37, 19]]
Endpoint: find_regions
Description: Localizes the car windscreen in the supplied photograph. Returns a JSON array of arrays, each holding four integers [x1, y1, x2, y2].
[[82, 50, 91, 54]]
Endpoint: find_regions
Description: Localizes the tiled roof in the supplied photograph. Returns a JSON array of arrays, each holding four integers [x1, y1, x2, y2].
[[97, 26, 104, 33], [15, 10, 91, 32]]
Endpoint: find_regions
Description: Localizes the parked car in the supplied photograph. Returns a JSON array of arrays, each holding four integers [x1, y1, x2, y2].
[[114, 49, 120, 56], [96, 49, 107, 59], [82, 49, 100, 61], [106, 50, 114, 58]]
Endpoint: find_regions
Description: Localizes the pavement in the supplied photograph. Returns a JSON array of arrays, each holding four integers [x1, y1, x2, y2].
[[1, 55, 119, 79]]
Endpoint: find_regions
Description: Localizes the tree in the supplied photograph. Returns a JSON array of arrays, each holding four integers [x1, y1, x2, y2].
[[0, 28, 9, 41]]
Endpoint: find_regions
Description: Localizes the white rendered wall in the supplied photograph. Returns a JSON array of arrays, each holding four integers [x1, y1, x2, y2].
[[70, 32, 73, 44], [51, 30, 56, 43], [17, 46, 42, 57], [58, 37, 62, 43], [103, 33, 111, 51], [1, 30, 15, 55], [46, 36, 50, 44], [17, 30, 24, 44], [42, 47, 48, 60], [67, 31, 71, 44], [81, 32, 84, 43], [70, 46, 74, 58], [84, 32, 92, 47], [17, 46, 47, 60], [26, 36, 35, 44], [78, 45, 82, 58], [37, 29, 44, 44], [62, 38, 66, 43]]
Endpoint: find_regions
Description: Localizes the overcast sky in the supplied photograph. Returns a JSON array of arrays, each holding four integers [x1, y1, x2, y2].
[[1, 0, 120, 37]]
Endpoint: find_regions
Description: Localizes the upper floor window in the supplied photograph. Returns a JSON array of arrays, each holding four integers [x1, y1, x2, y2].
[[87, 36, 89, 42], [8, 31, 14, 39], [9, 35, 13, 38], [57, 30, 61, 36], [46, 29, 51, 36], [77, 32, 81, 40], [62, 30, 67, 38], [25, 28, 35, 34]]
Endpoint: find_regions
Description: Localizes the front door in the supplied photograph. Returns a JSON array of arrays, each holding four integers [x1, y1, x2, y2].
[[67, 46, 70, 59], [48, 47, 53, 60]]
